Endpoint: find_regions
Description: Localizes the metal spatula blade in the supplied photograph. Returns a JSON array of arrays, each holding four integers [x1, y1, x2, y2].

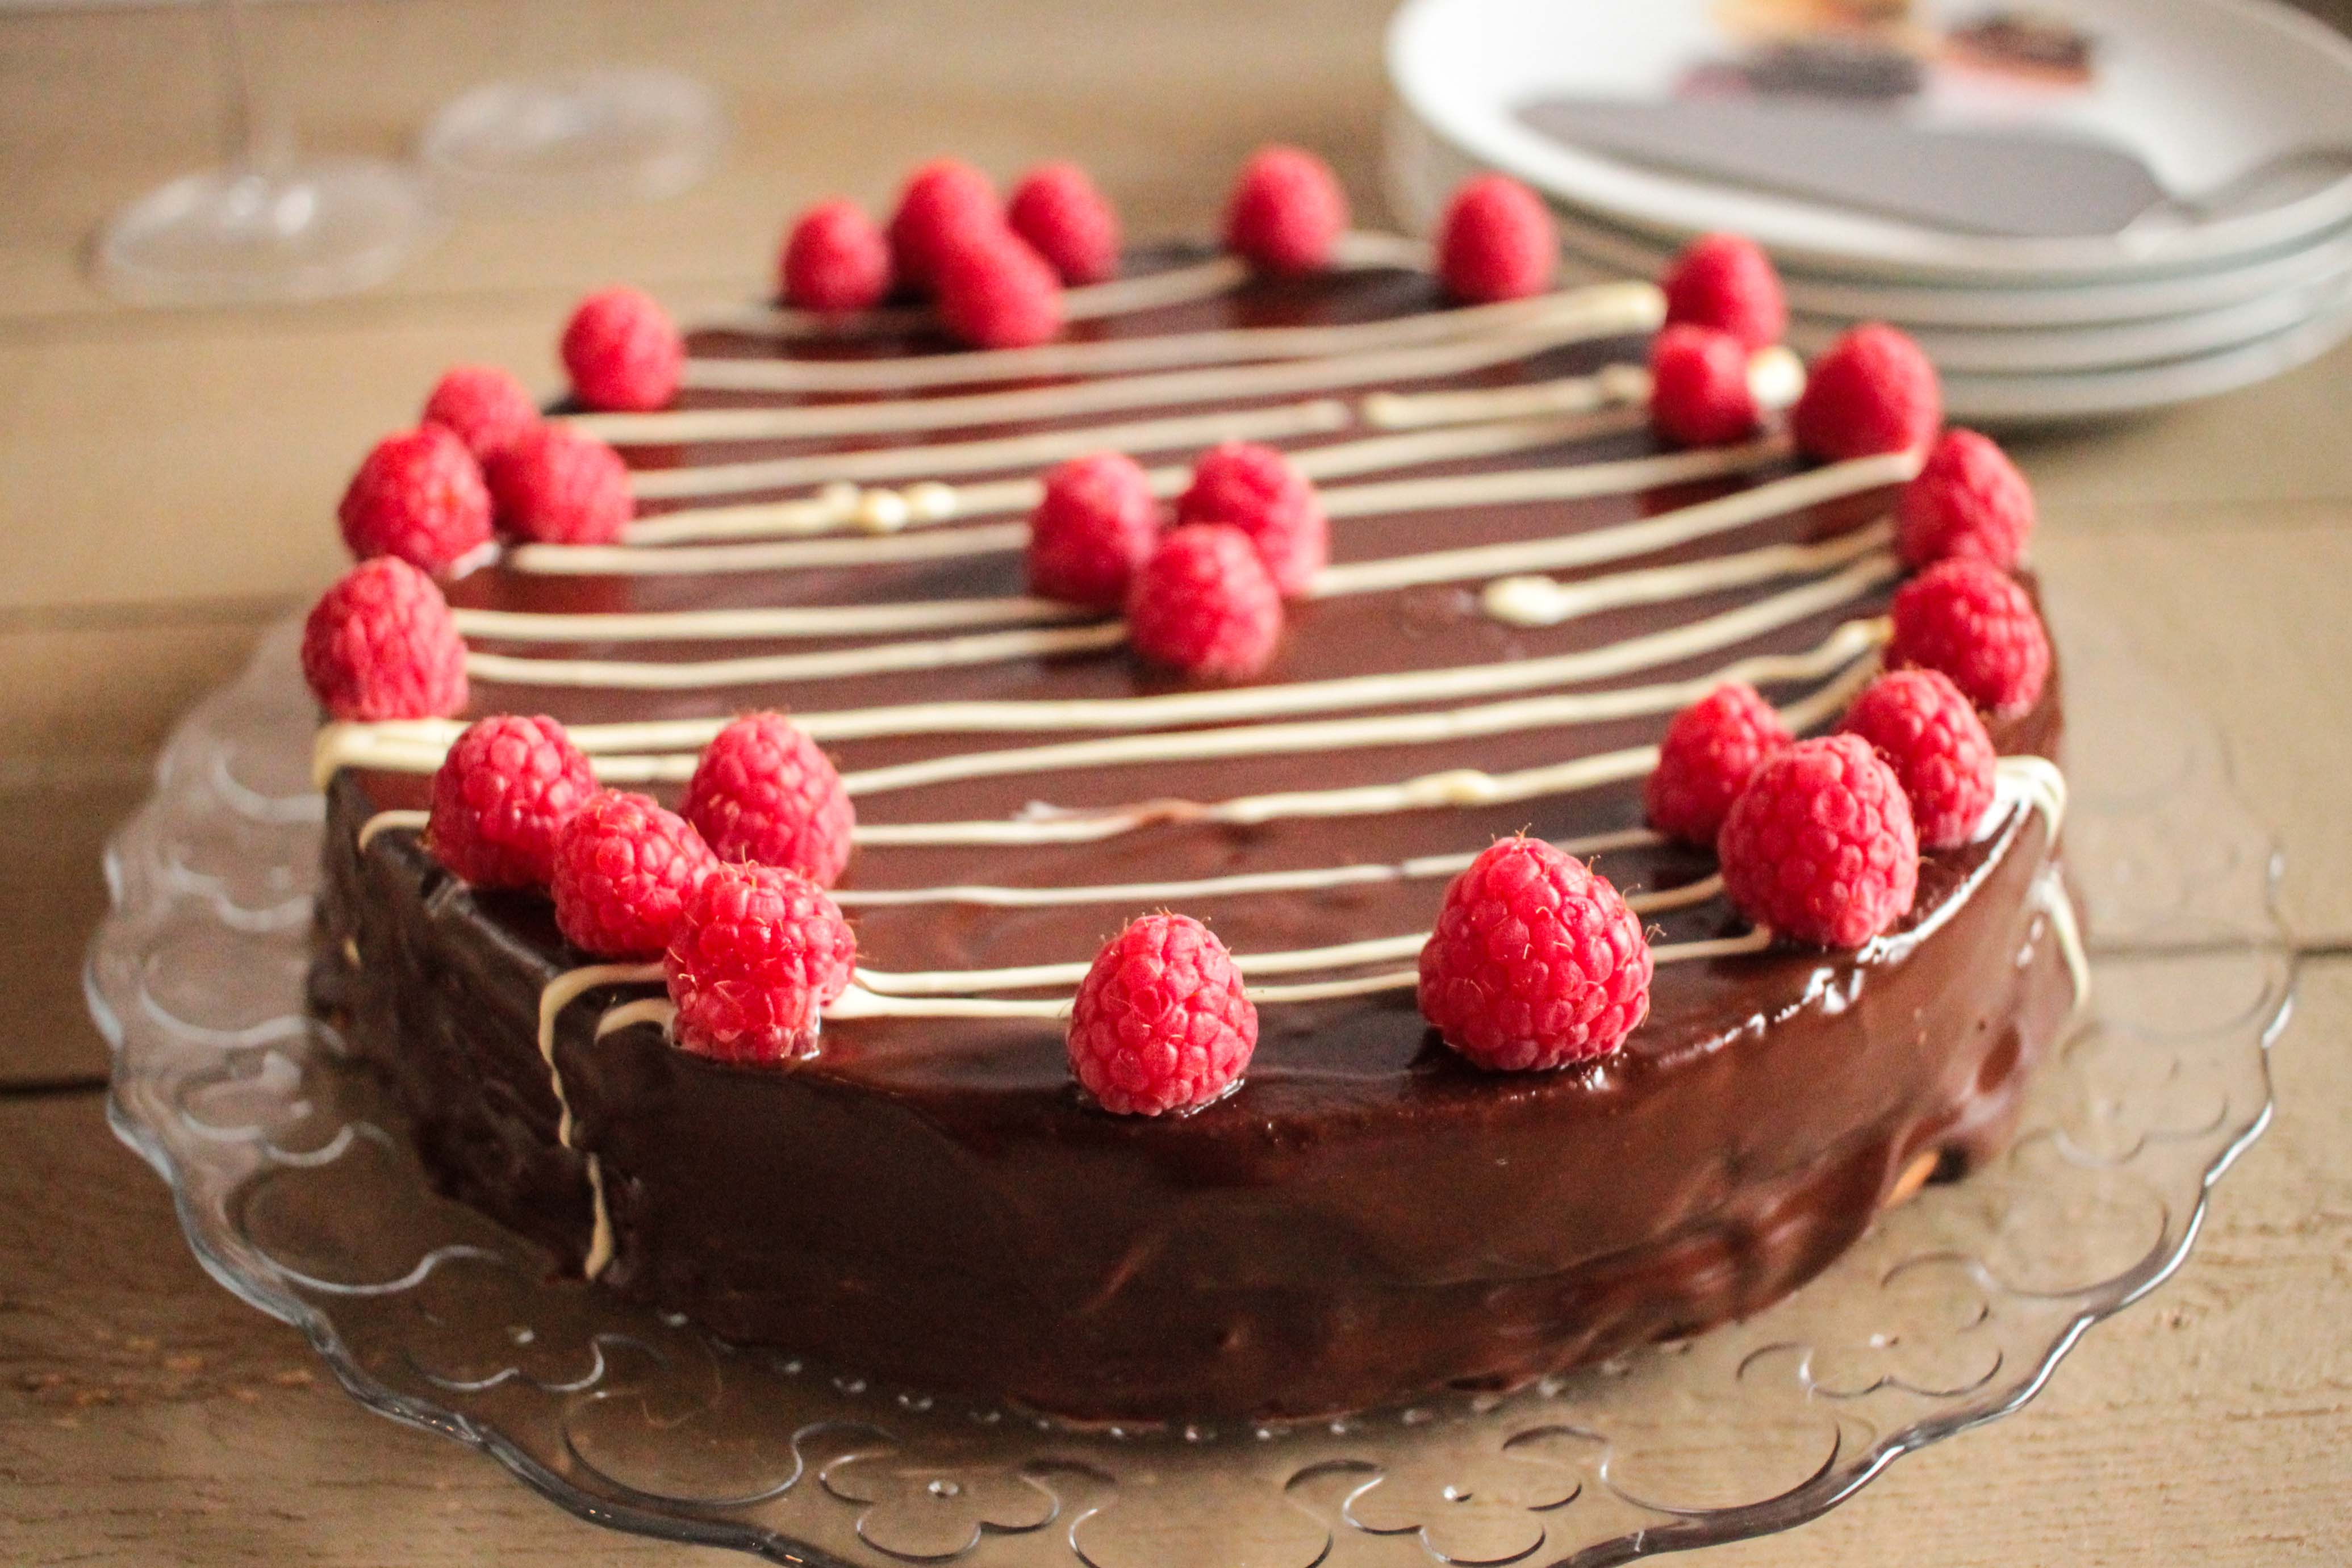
[[1518, 96, 2166, 239]]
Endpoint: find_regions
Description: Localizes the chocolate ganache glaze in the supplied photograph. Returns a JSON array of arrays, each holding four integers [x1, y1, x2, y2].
[[309, 243, 2076, 1424]]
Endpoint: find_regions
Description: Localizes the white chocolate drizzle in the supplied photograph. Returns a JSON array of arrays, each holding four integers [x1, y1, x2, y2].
[[452, 595, 1097, 646], [356, 809, 429, 850], [627, 397, 1352, 501], [641, 285, 1662, 406], [536, 960, 663, 1278], [316, 588, 1891, 787], [609, 311, 1655, 471], [845, 659, 1873, 848]]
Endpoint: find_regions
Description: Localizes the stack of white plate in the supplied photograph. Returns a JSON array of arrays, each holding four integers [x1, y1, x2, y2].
[[1386, 0, 2352, 424]]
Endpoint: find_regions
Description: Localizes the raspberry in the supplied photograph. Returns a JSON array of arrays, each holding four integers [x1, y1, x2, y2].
[[1898, 428, 2036, 571], [1660, 233, 1787, 352], [664, 863, 857, 1064], [1435, 174, 1556, 304], [1417, 837, 1652, 1071], [1718, 735, 1919, 947], [1888, 558, 2052, 716], [1225, 145, 1348, 275], [781, 199, 893, 312], [1837, 669, 1996, 851], [336, 425, 493, 572], [486, 424, 633, 545], [425, 714, 598, 888], [421, 365, 541, 462], [1644, 680, 1792, 844], [1126, 524, 1285, 679], [1008, 162, 1122, 286], [681, 712, 857, 888], [888, 158, 1004, 290], [1026, 451, 1162, 608], [1791, 323, 1942, 461], [1648, 324, 1760, 448], [300, 557, 469, 722], [934, 230, 1064, 350], [1067, 913, 1256, 1115], [1173, 441, 1327, 596], [550, 790, 716, 959], [561, 286, 682, 413]]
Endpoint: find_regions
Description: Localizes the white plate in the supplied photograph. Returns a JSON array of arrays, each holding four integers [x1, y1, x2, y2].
[[1387, 106, 2352, 328], [1389, 0, 2352, 284], [1782, 277, 2352, 374]]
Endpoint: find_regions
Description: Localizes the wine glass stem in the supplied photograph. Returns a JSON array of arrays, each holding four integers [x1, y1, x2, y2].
[[214, 0, 289, 178]]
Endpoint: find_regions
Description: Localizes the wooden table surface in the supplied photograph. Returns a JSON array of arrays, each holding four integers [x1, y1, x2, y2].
[[4, 2, 2349, 1562]]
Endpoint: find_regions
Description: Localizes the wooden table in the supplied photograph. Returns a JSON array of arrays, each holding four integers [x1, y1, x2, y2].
[[4, 2, 2349, 1562]]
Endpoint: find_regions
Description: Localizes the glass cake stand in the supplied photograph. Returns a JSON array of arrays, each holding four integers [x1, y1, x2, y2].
[[89, 594, 2288, 1567]]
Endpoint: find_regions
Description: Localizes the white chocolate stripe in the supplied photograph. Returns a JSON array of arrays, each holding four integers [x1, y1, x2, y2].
[[626, 397, 1352, 500], [469, 476, 1900, 692], [830, 610, 1882, 798], [848, 667, 1870, 849], [689, 233, 1423, 342], [466, 444, 1813, 647], [549, 405, 1672, 569], [356, 809, 429, 850], [853, 877, 1728, 996], [834, 929, 1776, 1017], [828, 828, 1670, 908], [593, 926, 1774, 1035], [537, 960, 662, 1277], [465, 621, 1129, 692], [647, 286, 1655, 407], [1309, 451, 1917, 596], [453, 595, 1100, 645], [602, 404, 1652, 549], [1478, 520, 1886, 629], [614, 309, 1659, 476], [695, 254, 1255, 340], [316, 583, 1892, 784]]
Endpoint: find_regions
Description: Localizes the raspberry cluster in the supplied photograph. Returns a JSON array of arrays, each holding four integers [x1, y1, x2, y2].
[[1435, 174, 1556, 304], [1717, 735, 1920, 948], [300, 557, 469, 722], [1645, 680, 1791, 844], [427, 714, 598, 888], [1661, 233, 1786, 352]]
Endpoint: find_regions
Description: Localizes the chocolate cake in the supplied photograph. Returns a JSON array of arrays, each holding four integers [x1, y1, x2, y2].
[[303, 166, 2079, 1426]]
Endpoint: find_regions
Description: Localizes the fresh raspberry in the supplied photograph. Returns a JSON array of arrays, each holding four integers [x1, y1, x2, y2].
[[1898, 428, 2036, 571], [1648, 323, 1761, 448], [1718, 734, 1920, 947], [664, 863, 857, 1065], [1660, 233, 1787, 352], [1417, 837, 1653, 1071], [681, 712, 856, 888], [425, 714, 598, 888], [1791, 323, 1942, 461], [781, 199, 893, 312], [1173, 441, 1327, 596], [1126, 524, 1285, 679], [336, 425, 493, 572], [550, 790, 716, 959], [561, 286, 682, 413], [1837, 669, 1996, 850], [934, 230, 1064, 350], [1067, 913, 1256, 1115], [888, 158, 1004, 289], [1644, 680, 1792, 844], [1026, 451, 1162, 608], [1007, 162, 1122, 286], [486, 424, 633, 545], [300, 557, 469, 722], [1887, 558, 2052, 716], [1225, 145, 1348, 275], [1435, 174, 1556, 303], [421, 365, 541, 462]]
